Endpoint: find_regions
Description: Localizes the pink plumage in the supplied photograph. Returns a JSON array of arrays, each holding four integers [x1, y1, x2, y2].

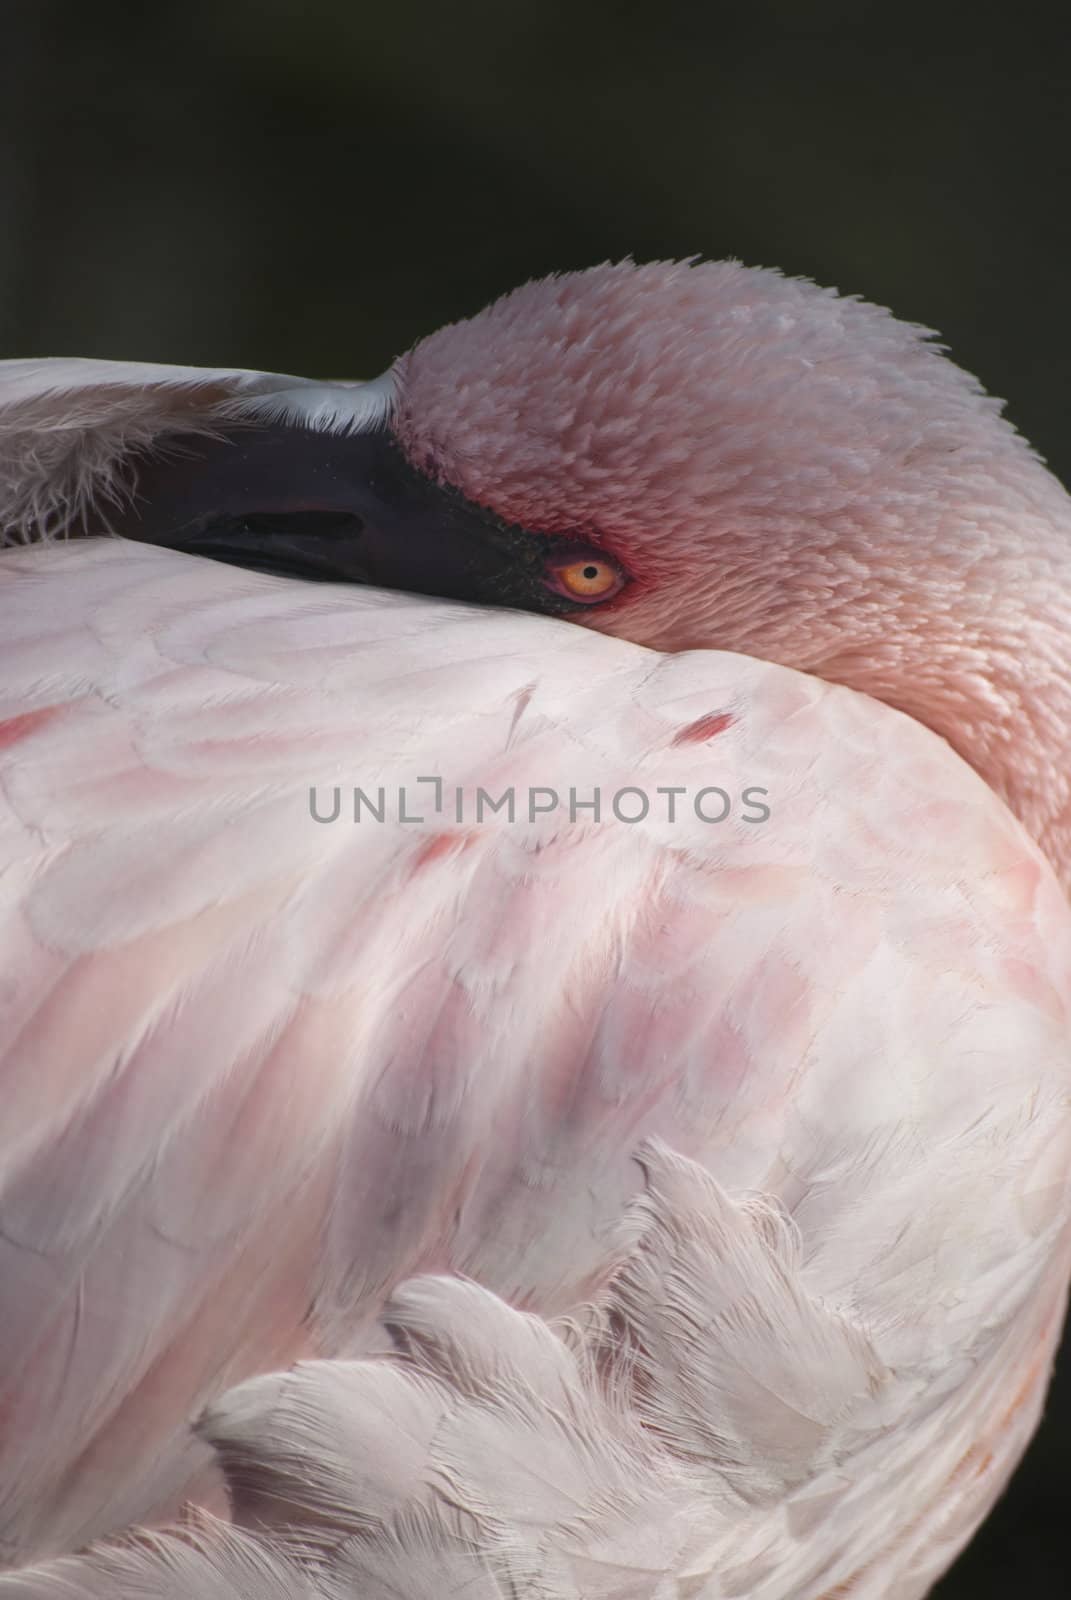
[[1, 260, 1070, 1599]]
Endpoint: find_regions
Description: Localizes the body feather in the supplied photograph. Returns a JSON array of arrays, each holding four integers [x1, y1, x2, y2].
[[2, 327, 1071, 1596], [0, 538, 1068, 1596]]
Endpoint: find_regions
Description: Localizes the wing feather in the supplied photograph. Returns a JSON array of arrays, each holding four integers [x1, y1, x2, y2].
[[0, 1147, 1052, 1598], [0, 358, 393, 545]]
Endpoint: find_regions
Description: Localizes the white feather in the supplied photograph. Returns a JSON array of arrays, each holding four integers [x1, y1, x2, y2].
[[2, 1144, 1057, 1597], [0, 357, 395, 545]]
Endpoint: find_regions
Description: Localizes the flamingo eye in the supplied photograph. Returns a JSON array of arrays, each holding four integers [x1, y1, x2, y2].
[[543, 547, 626, 604]]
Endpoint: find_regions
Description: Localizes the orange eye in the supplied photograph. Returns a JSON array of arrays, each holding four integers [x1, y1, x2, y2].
[[545, 549, 625, 605]]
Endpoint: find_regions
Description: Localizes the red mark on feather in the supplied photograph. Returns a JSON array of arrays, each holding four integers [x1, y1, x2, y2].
[[0, 705, 64, 750], [672, 711, 734, 746], [411, 832, 475, 873]]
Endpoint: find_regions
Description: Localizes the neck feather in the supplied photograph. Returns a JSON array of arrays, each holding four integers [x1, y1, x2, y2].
[[817, 532, 1071, 890]]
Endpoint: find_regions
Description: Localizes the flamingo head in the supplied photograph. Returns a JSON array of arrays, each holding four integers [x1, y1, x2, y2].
[[391, 262, 1071, 878]]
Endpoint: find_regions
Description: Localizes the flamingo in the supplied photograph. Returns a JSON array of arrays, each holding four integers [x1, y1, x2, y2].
[[0, 260, 1069, 1598]]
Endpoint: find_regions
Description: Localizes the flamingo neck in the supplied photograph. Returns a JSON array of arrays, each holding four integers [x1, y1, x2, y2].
[[816, 552, 1071, 892]]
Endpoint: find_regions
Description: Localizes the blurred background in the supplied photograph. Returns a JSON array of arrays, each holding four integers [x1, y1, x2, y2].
[[1, 1, 1068, 1592]]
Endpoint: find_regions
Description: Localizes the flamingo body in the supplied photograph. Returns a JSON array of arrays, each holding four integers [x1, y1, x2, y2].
[[0, 537, 1068, 1595], [3, 261, 1071, 1596]]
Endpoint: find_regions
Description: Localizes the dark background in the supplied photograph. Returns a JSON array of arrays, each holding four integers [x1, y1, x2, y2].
[[2, 2, 1067, 1592]]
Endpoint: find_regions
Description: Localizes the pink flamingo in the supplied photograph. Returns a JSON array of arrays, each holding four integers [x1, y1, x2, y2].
[[0, 261, 1069, 1598]]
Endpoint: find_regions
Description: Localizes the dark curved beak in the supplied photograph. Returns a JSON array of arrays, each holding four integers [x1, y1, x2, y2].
[[111, 423, 550, 607]]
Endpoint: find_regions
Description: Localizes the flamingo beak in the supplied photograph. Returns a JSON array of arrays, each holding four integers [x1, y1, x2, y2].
[[111, 422, 544, 604]]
